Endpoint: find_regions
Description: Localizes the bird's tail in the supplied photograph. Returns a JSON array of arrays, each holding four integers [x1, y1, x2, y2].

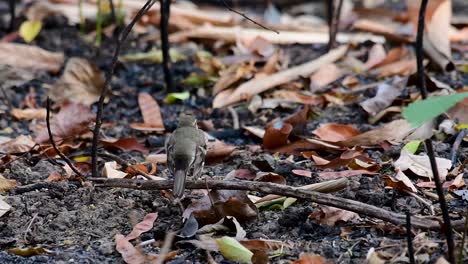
[[173, 170, 187, 198]]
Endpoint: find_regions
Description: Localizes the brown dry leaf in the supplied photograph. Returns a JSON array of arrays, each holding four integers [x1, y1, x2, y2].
[[0, 174, 17, 192], [11, 108, 47, 120], [243, 126, 265, 139], [125, 162, 157, 177], [0, 43, 64, 73], [365, 44, 386, 69], [360, 76, 408, 116], [213, 62, 256, 95], [383, 169, 417, 193], [318, 169, 378, 179], [129, 92, 165, 132], [126, 213, 158, 240], [255, 172, 286, 185], [447, 173, 466, 191], [371, 46, 410, 69], [292, 253, 332, 264], [447, 97, 468, 124], [206, 138, 236, 164], [312, 123, 360, 142], [309, 206, 361, 226], [115, 234, 145, 264], [213, 46, 348, 108], [35, 103, 95, 143], [238, 36, 275, 58], [184, 190, 258, 226], [271, 90, 323, 106], [263, 121, 292, 149], [47, 171, 66, 182], [0, 135, 36, 153], [339, 119, 415, 147], [100, 138, 149, 154], [46, 58, 105, 106], [292, 170, 312, 178], [373, 58, 416, 78], [310, 63, 343, 93], [102, 161, 127, 179], [394, 148, 452, 181], [0, 64, 35, 89], [352, 19, 413, 43], [366, 248, 386, 264]]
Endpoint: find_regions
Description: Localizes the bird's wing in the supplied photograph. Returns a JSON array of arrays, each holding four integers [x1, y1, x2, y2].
[[165, 134, 175, 173]]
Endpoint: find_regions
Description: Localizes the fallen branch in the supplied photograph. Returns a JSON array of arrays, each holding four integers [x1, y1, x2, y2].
[[169, 25, 385, 45], [89, 178, 465, 231]]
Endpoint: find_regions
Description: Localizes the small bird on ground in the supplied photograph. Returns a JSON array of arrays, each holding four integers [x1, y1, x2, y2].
[[166, 114, 206, 199]]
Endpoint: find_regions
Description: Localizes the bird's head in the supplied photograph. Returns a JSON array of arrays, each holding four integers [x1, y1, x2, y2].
[[178, 114, 197, 128]]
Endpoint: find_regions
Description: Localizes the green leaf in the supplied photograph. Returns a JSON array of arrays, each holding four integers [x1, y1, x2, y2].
[[402, 92, 468, 127], [283, 197, 297, 209], [120, 49, 186, 63], [403, 140, 421, 154], [216, 236, 253, 263], [181, 73, 217, 86], [19, 20, 42, 43], [165, 91, 190, 104]]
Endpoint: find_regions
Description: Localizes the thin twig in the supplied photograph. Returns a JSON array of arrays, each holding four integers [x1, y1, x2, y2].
[[415, 0, 455, 262], [46, 98, 84, 178], [154, 231, 175, 264], [219, 0, 279, 34], [98, 151, 152, 180], [91, 0, 157, 178], [458, 209, 468, 264], [404, 190, 435, 215], [450, 129, 468, 165], [329, 0, 343, 51], [326, 0, 335, 52], [0, 85, 13, 111], [227, 106, 239, 129], [23, 213, 38, 242], [88, 178, 466, 231], [406, 211, 415, 264], [109, 0, 116, 24], [159, 0, 175, 92], [8, 0, 15, 32], [0, 143, 38, 170]]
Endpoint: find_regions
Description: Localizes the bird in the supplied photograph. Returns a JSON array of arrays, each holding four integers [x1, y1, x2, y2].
[[165, 114, 206, 199]]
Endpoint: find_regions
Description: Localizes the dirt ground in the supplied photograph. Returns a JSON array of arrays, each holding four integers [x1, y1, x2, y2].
[[0, 1, 467, 264]]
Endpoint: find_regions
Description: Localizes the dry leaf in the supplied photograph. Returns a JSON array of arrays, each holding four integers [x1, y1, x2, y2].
[[213, 62, 256, 95], [383, 170, 417, 193], [292, 253, 332, 264], [126, 213, 158, 240], [0, 198, 11, 218], [373, 58, 416, 78], [263, 121, 292, 149], [100, 138, 149, 154], [360, 76, 408, 116], [312, 123, 360, 142], [35, 103, 95, 143], [339, 119, 415, 147], [309, 206, 361, 226], [213, 46, 348, 108], [310, 63, 343, 92], [115, 234, 145, 264], [365, 44, 386, 69], [46, 58, 105, 106], [447, 173, 466, 191], [394, 148, 451, 181], [271, 90, 323, 106], [0, 174, 17, 192], [372, 46, 409, 69], [206, 137, 236, 164], [129, 92, 165, 132], [318, 169, 377, 179], [11, 108, 47, 120], [0, 135, 36, 153], [291, 170, 312, 178], [0, 43, 64, 73], [102, 161, 127, 179]]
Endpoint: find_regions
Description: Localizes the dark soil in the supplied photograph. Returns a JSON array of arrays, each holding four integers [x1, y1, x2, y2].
[[0, 1, 467, 264]]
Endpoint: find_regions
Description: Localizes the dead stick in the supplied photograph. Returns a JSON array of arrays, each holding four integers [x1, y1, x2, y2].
[[219, 0, 278, 34], [415, 0, 455, 261], [46, 98, 84, 178], [88, 178, 464, 231], [406, 211, 415, 264], [91, 0, 157, 178], [159, 0, 175, 92]]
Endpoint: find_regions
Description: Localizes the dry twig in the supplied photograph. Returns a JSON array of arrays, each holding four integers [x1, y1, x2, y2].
[[88, 178, 465, 231]]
